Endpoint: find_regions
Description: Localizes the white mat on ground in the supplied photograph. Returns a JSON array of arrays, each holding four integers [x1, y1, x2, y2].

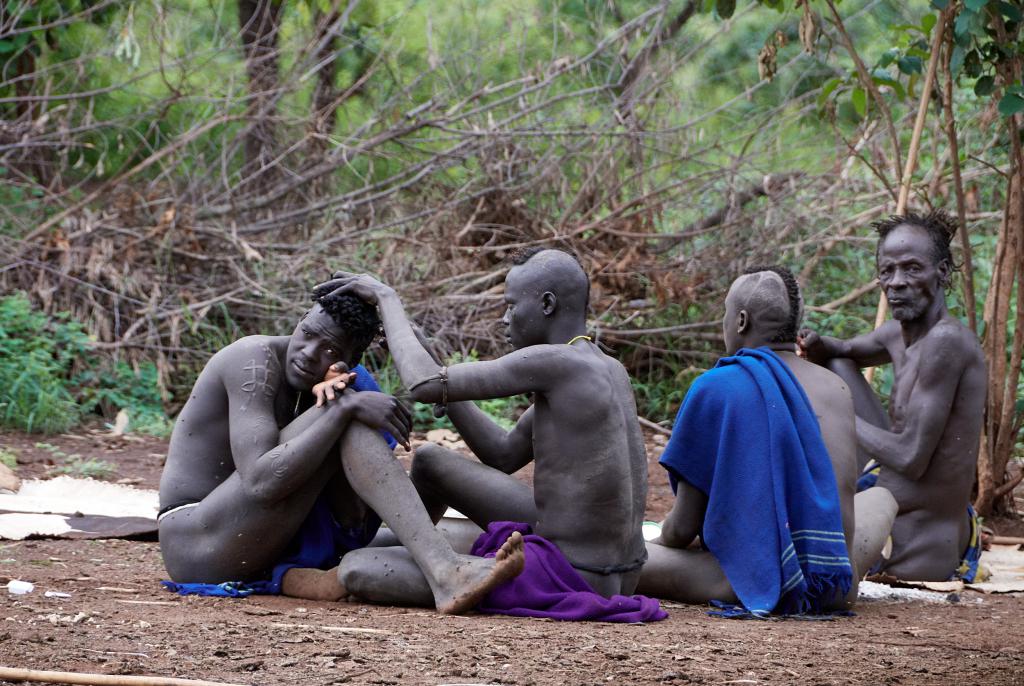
[[0, 476, 158, 540], [967, 544, 1024, 594]]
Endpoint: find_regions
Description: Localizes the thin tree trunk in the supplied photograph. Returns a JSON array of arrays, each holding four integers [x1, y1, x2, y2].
[[941, 22, 977, 333], [976, 13, 1024, 516], [238, 0, 284, 190]]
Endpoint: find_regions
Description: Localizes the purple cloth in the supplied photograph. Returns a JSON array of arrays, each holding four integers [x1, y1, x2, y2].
[[469, 521, 667, 623]]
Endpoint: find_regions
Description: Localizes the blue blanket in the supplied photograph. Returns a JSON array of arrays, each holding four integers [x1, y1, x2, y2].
[[659, 347, 853, 616], [163, 364, 394, 598]]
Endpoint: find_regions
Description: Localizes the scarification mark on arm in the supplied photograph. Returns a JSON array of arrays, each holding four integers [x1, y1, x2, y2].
[[268, 446, 287, 478]]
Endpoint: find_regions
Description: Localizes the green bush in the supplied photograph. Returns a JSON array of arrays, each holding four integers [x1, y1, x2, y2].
[[0, 293, 173, 436], [75, 362, 174, 438], [0, 293, 90, 433]]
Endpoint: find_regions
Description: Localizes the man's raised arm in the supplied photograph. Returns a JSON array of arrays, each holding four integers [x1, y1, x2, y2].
[[854, 331, 964, 481], [797, 321, 897, 369]]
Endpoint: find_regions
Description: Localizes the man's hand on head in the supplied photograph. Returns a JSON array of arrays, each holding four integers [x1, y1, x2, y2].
[[312, 363, 357, 407], [312, 272, 395, 306]]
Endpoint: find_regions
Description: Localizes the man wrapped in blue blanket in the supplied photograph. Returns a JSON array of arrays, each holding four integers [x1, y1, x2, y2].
[[638, 267, 897, 616], [158, 287, 523, 612]]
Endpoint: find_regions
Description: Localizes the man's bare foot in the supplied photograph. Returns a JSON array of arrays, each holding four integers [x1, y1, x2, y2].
[[435, 531, 525, 615], [281, 566, 348, 601]]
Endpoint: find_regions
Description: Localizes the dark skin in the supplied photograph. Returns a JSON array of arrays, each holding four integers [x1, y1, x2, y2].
[[318, 250, 649, 600], [798, 224, 986, 581], [158, 304, 524, 614], [637, 272, 897, 608]]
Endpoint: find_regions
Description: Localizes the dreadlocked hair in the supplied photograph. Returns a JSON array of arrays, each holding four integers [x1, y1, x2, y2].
[[872, 209, 960, 286]]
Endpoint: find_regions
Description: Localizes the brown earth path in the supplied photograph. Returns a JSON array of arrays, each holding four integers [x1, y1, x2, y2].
[[1, 428, 1023, 685]]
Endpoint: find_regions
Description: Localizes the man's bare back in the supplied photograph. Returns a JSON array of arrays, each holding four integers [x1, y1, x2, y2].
[[318, 249, 648, 598], [639, 267, 896, 610]]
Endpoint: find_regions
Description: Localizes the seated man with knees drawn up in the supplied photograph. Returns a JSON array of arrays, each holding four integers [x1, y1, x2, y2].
[[314, 248, 665, 622], [158, 287, 523, 613], [798, 211, 986, 582], [638, 266, 896, 616]]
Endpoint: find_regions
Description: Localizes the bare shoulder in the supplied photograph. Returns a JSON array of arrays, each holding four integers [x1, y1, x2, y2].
[[210, 335, 286, 390], [784, 354, 854, 410], [919, 318, 983, 367]]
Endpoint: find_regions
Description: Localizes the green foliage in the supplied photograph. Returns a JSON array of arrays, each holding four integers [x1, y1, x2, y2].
[[0, 293, 90, 433], [0, 448, 18, 469], [75, 362, 173, 438], [35, 442, 116, 481], [0, 293, 173, 436]]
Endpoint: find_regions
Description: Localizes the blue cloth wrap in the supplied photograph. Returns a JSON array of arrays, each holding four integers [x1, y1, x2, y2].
[[658, 347, 853, 617], [162, 364, 395, 598]]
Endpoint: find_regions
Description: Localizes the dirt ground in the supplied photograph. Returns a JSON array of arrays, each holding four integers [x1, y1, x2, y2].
[[2, 428, 1024, 685]]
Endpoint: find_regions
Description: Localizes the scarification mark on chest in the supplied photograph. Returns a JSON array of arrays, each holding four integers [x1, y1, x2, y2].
[[240, 356, 277, 411]]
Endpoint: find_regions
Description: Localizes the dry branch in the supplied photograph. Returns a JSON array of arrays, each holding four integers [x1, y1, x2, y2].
[[0, 666, 248, 686]]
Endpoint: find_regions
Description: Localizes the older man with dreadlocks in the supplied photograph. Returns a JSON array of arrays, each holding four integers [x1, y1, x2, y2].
[[798, 210, 987, 583]]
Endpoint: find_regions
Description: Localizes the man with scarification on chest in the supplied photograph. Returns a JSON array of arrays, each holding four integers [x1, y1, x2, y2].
[[158, 288, 522, 612]]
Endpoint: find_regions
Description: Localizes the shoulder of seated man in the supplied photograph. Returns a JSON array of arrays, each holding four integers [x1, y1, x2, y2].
[[918, 322, 976, 361]]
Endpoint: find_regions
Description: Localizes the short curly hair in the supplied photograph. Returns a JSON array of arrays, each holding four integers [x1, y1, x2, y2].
[[314, 290, 381, 354], [873, 209, 960, 286]]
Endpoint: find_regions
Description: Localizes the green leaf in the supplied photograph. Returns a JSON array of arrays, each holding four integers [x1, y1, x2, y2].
[[716, 0, 736, 19], [998, 93, 1024, 116], [898, 55, 924, 74], [954, 13, 974, 45], [821, 77, 842, 97], [975, 75, 996, 96], [922, 14, 937, 35], [931, 0, 950, 8], [0, 39, 13, 53], [851, 87, 867, 117], [879, 48, 900, 68], [999, 1, 1023, 21], [964, 0, 989, 11], [817, 77, 842, 107]]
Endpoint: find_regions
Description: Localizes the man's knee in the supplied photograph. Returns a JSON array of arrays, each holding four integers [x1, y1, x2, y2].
[[410, 443, 456, 489], [338, 552, 375, 596], [855, 486, 898, 523]]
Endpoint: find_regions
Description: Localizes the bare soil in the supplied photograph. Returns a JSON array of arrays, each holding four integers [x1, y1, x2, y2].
[[2, 428, 1023, 686]]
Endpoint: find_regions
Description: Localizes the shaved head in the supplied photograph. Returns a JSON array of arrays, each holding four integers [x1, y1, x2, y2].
[[724, 266, 803, 352], [509, 248, 590, 315]]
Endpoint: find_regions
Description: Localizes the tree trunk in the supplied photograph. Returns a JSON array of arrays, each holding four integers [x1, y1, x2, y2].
[[976, 16, 1024, 517], [308, 9, 340, 195], [238, 0, 284, 190], [976, 163, 1022, 515]]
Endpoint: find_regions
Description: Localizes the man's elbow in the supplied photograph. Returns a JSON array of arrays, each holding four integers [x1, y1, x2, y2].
[[241, 473, 284, 505]]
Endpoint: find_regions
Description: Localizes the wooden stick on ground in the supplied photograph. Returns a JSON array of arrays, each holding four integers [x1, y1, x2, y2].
[[864, 7, 950, 383], [638, 415, 673, 436], [0, 667, 249, 686]]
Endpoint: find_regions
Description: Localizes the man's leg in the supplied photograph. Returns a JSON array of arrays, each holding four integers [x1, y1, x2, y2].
[[410, 442, 538, 527], [160, 404, 344, 588], [852, 486, 898, 577], [336, 423, 524, 613], [635, 542, 737, 605]]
